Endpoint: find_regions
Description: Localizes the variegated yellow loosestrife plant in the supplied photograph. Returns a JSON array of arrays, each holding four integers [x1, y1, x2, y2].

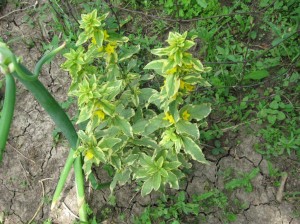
[[62, 10, 212, 197]]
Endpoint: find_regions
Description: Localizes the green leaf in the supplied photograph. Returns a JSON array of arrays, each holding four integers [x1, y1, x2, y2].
[[247, 167, 260, 179], [259, 0, 269, 7], [139, 153, 155, 167], [164, 161, 181, 170], [112, 116, 133, 137], [119, 45, 140, 62], [196, 0, 207, 8], [162, 59, 177, 74], [191, 59, 205, 71], [269, 100, 279, 109], [267, 115, 276, 124], [165, 74, 180, 98], [139, 88, 158, 105], [225, 178, 243, 191], [93, 29, 104, 46], [156, 156, 164, 168], [181, 136, 208, 164], [95, 126, 118, 138], [117, 105, 135, 119], [277, 111, 286, 120], [174, 51, 182, 66], [131, 137, 159, 149], [106, 80, 123, 100], [98, 137, 122, 149], [77, 105, 93, 123], [147, 91, 161, 108], [123, 154, 139, 166], [93, 146, 106, 162], [134, 169, 148, 179], [99, 99, 115, 116], [127, 58, 137, 72], [167, 171, 179, 189], [108, 32, 129, 42], [152, 174, 161, 191], [244, 70, 269, 80], [111, 155, 121, 169], [77, 130, 91, 144], [181, 103, 211, 121], [98, 12, 109, 21], [144, 114, 170, 135], [76, 32, 89, 46], [175, 120, 199, 139], [144, 59, 166, 73], [182, 40, 195, 51], [141, 177, 154, 196], [182, 75, 210, 86], [150, 47, 170, 56], [110, 169, 131, 192], [106, 64, 121, 81], [132, 119, 147, 134], [169, 100, 180, 122], [196, 191, 215, 200]]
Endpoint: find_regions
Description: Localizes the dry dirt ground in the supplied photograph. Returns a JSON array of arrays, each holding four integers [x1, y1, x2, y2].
[[0, 1, 299, 224]]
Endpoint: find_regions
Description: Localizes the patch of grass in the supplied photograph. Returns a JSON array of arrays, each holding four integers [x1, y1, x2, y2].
[[134, 190, 237, 223], [225, 168, 260, 192]]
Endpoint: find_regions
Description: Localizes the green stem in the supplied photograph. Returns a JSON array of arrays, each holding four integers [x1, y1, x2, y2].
[[74, 156, 87, 220], [51, 149, 76, 209], [0, 74, 16, 161], [34, 42, 66, 76], [13, 71, 87, 222]]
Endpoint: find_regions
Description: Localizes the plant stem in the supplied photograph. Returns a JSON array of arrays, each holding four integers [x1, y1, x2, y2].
[[74, 156, 87, 220], [34, 42, 66, 76], [0, 74, 16, 161], [13, 71, 88, 222]]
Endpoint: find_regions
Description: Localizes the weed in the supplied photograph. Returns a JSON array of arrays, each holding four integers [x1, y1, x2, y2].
[[135, 190, 237, 223], [225, 168, 260, 192]]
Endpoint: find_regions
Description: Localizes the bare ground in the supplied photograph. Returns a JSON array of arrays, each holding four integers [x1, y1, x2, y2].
[[0, 1, 299, 223]]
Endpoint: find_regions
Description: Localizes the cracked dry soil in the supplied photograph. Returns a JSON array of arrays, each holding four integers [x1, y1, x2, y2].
[[0, 1, 300, 223]]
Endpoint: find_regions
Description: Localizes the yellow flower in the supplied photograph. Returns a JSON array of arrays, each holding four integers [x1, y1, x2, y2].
[[92, 37, 97, 44], [163, 112, 175, 124], [179, 80, 195, 92], [182, 110, 190, 121], [167, 66, 177, 75], [179, 80, 185, 89], [85, 150, 94, 160], [185, 83, 195, 91], [94, 109, 105, 120], [103, 30, 109, 40], [105, 42, 116, 54]]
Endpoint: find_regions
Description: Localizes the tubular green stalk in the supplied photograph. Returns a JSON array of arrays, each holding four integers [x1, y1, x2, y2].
[[51, 150, 88, 222], [0, 42, 66, 82], [74, 156, 87, 221], [14, 72, 88, 222], [34, 42, 66, 76], [1, 43, 88, 222], [0, 74, 16, 161], [51, 149, 76, 210]]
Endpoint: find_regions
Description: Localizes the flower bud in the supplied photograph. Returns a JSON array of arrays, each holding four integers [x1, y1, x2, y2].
[[8, 63, 15, 73]]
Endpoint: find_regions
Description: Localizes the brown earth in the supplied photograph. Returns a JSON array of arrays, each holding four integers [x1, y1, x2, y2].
[[0, 1, 299, 224]]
